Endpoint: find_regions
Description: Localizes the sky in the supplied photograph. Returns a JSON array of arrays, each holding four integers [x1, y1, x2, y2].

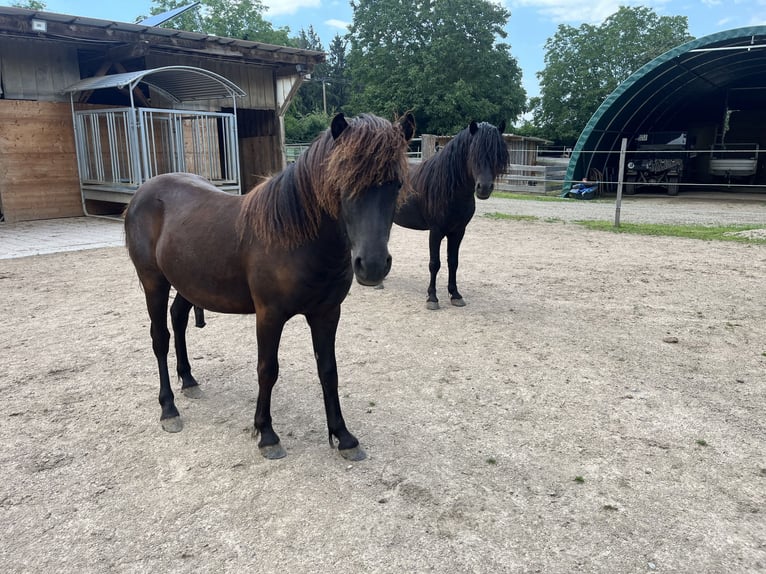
[[15, 0, 766, 99]]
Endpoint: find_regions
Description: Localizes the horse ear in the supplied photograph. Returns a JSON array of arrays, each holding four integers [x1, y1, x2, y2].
[[497, 120, 506, 134], [400, 112, 416, 142], [331, 113, 348, 140], [469, 121, 479, 135]]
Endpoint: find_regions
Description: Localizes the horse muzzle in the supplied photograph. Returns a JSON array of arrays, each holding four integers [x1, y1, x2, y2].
[[353, 252, 392, 286], [475, 180, 494, 200]]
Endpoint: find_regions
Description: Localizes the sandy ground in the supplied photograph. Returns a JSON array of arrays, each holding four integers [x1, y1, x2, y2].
[[1, 206, 765, 573]]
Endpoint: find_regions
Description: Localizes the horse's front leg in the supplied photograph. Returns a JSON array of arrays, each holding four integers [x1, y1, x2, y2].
[[306, 306, 365, 461], [427, 229, 444, 310], [446, 227, 467, 307], [253, 311, 287, 459], [170, 294, 202, 398]]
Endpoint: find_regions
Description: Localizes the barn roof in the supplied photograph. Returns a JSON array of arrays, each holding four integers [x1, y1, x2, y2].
[[0, 6, 325, 69], [566, 26, 766, 188], [63, 66, 246, 103]]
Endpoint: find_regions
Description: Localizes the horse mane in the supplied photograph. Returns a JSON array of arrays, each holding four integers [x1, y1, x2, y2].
[[237, 113, 411, 250], [411, 122, 509, 220]]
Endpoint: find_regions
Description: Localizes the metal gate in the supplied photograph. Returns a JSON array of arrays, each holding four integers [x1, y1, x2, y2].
[[73, 107, 240, 205], [65, 66, 246, 215]]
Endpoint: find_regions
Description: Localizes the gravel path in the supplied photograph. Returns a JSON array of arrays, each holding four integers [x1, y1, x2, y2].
[[476, 194, 766, 226]]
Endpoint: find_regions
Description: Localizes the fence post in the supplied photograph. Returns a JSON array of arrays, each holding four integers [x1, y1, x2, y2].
[[615, 137, 628, 228]]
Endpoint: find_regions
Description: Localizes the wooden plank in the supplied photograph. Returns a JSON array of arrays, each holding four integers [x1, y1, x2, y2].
[[0, 100, 83, 222]]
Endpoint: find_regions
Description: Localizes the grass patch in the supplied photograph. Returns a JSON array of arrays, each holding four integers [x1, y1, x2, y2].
[[493, 191, 613, 203], [493, 191, 569, 202], [574, 220, 766, 244], [573, 476, 585, 484], [485, 212, 540, 222], [485, 199, 766, 244]]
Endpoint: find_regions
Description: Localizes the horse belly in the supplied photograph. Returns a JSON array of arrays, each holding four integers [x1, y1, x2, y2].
[[156, 243, 255, 315], [394, 199, 429, 230]]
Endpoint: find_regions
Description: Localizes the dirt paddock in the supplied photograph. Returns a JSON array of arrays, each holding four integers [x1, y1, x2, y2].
[[1, 213, 765, 573]]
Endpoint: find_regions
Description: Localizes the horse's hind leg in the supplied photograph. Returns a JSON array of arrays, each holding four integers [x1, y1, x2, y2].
[[170, 294, 202, 398], [306, 307, 365, 461], [193, 306, 206, 328], [142, 277, 183, 432], [446, 227, 466, 307], [426, 229, 444, 310]]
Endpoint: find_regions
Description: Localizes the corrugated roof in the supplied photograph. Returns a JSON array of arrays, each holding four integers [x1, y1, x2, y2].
[[0, 6, 325, 63], [565, 26, 766, 189], [63, 65, 246, 103]]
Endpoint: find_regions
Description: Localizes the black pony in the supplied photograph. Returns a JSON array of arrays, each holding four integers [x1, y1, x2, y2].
[[394, 120, 508, 309]]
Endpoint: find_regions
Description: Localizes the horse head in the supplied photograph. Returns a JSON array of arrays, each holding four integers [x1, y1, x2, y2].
[[468, 119, 508, 200], [327, 112, 416, 285]]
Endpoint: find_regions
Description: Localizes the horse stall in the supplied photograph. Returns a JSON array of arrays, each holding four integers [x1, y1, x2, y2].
[[64, 66, 246, 217]]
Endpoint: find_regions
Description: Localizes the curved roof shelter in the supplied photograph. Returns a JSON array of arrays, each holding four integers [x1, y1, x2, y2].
[[63, 66, 247, 105], [565, 26, 766, 191]]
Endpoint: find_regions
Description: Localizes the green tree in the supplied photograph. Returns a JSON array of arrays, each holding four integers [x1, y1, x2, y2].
[[284, 111, 332, 143], [347, 0, 525, 134], [10, 0, 46, 8], [532, 6, 693, 145], [144, 0, 292, 45], [325, 34, 351, 113]]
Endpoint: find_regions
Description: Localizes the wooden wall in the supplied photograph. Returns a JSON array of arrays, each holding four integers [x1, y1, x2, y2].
[[0, 100, 82, 222], [0, 38, 80, 102], [236, 108, 281, 192]]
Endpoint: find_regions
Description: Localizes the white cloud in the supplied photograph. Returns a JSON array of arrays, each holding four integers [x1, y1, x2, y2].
[[263, 0, 321, 17], [507, 0, 669, 25], [325, 18, 351, 31]]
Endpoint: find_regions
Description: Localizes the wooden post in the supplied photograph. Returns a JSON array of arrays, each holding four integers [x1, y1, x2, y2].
[[615, 137, 628, 228]]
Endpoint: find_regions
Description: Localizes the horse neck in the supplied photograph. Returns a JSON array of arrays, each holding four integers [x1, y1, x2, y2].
[[239, 162, 333, 250], [425, 135, 475, 196]]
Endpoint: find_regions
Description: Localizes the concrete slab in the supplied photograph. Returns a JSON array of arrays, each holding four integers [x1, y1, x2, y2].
[[0, 216, 124, 260]]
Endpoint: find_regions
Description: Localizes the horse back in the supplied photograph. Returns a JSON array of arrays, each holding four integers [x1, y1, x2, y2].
[[125, 173, 254, 313]]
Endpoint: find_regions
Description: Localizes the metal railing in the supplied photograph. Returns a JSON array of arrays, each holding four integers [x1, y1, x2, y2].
[[73, 107, 240, 202]]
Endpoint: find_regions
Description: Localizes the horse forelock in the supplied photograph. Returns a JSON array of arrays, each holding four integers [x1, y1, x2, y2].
[[237, 114, 410, 250], [469, 122, 510, 178], [321, 114, 412, 214]]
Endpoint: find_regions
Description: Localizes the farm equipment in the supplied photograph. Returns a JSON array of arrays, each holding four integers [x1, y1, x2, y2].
[[624, 131, 689, 196], [708, 143, 759, 185]]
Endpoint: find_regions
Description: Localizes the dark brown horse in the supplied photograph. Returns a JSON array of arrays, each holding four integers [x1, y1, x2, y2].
[[124, 112, 415, 460], [394, 120, 508, 309]]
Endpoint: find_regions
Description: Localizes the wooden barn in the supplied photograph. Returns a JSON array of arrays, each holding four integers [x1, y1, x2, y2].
[[0, 6, 324, 223]]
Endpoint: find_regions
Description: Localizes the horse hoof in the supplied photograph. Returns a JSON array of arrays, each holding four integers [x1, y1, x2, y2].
[[426, 301, 440, 310], [181, 385, 203, 399], [451, 298, 466, 307], [161, 416, 183, 433], [259, 443, 287, 460], [339, 445, 367, 461]]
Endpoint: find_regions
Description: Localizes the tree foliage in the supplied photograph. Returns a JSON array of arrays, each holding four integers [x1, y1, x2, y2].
[[346, 0, 525, 134], [532, 6, 693, 145], [11, 0, 46, 8], [145, 0, 291, 44]]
